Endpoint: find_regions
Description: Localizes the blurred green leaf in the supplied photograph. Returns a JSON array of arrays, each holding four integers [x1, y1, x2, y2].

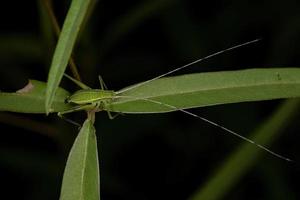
[[0, 80, 71, 113], [45, 0, 93, 114], [109, 68, 300, 113], [0, 35, 43, 62], [188, 99, 300, 200], [59, 118, 100, 200]]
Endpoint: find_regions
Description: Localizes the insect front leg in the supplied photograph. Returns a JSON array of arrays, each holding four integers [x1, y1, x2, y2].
[[58, 104, 97, 127], [57, 104, 96, 117], [98, 75, 108, 90], [106, 110, 122, 119], [63, 73, 91, 89]]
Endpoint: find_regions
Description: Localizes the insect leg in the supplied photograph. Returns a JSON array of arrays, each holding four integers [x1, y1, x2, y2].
[[58, 104, 97, 127], [59, 114, 81, 128], [106, 110, 122, 119], [58, 104, 95, 116], [101, 99, 122, 119], [64, 73, 91, 89], [98, 75, 108, 90]]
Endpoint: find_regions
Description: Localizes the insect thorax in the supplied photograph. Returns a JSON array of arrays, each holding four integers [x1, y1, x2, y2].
[[67, 89, 115, 104]]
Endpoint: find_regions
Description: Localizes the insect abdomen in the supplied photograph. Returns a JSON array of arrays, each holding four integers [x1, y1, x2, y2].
[[67, 89, 115, 104]]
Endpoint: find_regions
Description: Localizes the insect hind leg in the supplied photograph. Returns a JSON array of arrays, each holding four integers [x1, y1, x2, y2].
[[101, 99, 123, 119], [106, 110, 123, 119]]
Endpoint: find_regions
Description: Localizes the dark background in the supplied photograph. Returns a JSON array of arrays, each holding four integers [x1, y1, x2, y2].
[[0, 0, 299, 199]]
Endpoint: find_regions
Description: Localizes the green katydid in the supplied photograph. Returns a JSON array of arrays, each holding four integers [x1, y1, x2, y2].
[[58, 39, 292, 162]]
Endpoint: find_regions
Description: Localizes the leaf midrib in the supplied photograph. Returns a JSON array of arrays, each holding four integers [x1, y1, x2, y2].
[[79, 123, 90, 200]]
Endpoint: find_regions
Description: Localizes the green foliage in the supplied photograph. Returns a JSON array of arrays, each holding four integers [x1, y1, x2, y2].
[[0, 80, 71, 113], [0, 0, 299, 200], [2, 68, 299, 115], [111, 68, 300, 113], [59, 118, 100, 200], [45, 0, 93, 114]]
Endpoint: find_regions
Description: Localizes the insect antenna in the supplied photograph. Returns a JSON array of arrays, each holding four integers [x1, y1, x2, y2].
[[117, 39, 260, 94], [114, 95, 292, 162]]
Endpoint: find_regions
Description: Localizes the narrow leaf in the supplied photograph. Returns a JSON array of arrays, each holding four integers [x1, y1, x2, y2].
[[45, 0, 92, 114], [0, 80, 71, 113], [109, 68, 300, 113], [60, 118, 100, 200]]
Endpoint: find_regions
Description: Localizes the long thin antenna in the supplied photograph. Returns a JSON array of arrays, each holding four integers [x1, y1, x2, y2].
[[114, 95, 292, 162], [117, 39, 260, 94]]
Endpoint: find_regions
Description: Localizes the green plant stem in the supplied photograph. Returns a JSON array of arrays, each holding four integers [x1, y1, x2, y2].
[[188, 99, 300, 200]]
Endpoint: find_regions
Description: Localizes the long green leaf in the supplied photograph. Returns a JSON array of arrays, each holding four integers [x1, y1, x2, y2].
[[109, 68, 300, 113], [45, 0, 92, 114], [60, 118, 100, 200], [0, 80, 71, 113]]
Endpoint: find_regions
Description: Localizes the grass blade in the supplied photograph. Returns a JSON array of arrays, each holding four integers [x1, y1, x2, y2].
[[45, 0, 92, 114], [60, 118, 100, 200], [0, 80, 71, 113], [110, 68, 300, 113]]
